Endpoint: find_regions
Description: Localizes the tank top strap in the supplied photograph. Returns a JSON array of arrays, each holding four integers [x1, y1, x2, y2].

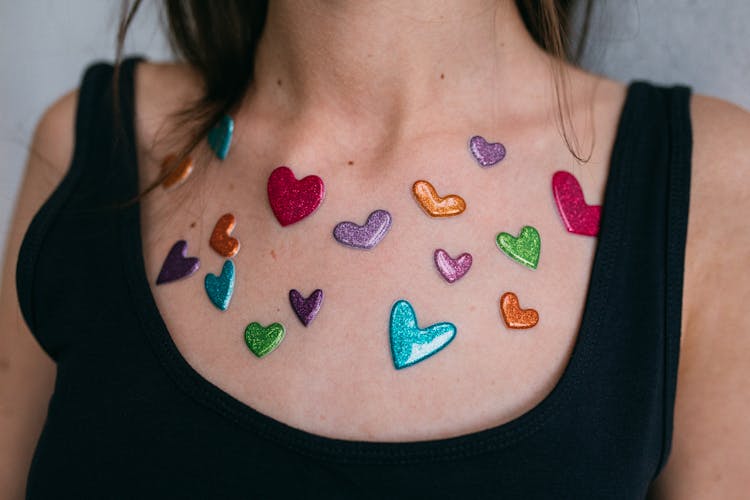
[[599, 81, 692, 476], [16, 57, 143, 352]]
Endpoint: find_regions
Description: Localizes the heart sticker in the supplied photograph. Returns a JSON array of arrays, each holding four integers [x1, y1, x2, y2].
[[207, 114, 234, 160], [496, 226, 541, 269], [289, 289, 323, 326], [267, 166, 325, 226], [552, 170, 601, 236], [434, 249, 473, 283], [204, 260, 235, 311], [244, 322, 285, 358], [500, 292, 539, 329], [469, 135, 506, 167], [156, 240, 200, 285], [389, 300, 457, 369], [160, 154, 193, 189], [210, 213, 240, 257], [333, 209, 392, 249], [412, 180, 466, 217]]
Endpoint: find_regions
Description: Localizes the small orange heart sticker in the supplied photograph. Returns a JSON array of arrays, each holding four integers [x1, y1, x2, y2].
[[500, 292, 539, 329], [412, 180, 466, 217], [160, 154, 193, 189], [210, 213, 240, 258]]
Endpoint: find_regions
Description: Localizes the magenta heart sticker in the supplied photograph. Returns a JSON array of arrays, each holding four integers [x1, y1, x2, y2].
[[469, 135, 506, 167], [552, 170, 601, 236], [333, 209, 392, 249], [156, 240, 200, 285], [289, 289, 323, 326], [434, 249, 473, 283], [267, 166, 325, 226]]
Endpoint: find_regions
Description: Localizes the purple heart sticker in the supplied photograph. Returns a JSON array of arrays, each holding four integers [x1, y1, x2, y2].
[[289, 289, 323, 326], [469, 135, 506, 167], [434, 249, 473, 283], [333, 209, 392, 250], [156, 240, 200, 285]]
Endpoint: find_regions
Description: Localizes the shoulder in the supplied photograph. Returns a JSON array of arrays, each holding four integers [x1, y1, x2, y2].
[[652, 94, 750, 496], [686, 95, 749, 308], [31, 88, 78, 181], [690, 94, 750, 203]]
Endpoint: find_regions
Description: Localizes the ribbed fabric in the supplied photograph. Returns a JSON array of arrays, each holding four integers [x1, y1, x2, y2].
[[17, 58, 691, 499]]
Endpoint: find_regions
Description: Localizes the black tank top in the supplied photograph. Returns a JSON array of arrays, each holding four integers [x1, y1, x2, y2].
[[16, 58, 692, 499]]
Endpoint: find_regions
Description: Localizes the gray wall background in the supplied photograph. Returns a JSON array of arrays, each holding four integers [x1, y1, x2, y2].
[[1, 1, 749, 273]]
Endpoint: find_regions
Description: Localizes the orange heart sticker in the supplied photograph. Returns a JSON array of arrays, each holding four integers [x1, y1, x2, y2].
[[412, 180, 466, 217], [160, 154, 194, 189], [210, 213, 240, 258], [500, 292, 539, 329]]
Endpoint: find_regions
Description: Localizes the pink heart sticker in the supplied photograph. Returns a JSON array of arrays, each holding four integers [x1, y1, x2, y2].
[[552, 171, 601, 236], [267, 166, 325, 226], [434, 249, 473, 283]]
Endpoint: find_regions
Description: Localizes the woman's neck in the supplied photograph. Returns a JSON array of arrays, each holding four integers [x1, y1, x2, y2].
[[253, 0, 551, 137]]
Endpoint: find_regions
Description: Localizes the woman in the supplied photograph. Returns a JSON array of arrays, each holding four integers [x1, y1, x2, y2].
[[1, 0, 748, 497]]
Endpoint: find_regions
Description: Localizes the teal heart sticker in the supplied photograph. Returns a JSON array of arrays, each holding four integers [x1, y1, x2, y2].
[[496, 225, 541, 269], [244, 322, 285, 358], [207, 114, 234, 160], [389, 300, 456, 370], [204, 260, 235, 311]]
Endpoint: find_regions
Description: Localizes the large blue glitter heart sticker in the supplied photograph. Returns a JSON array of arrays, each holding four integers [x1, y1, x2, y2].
[[207, 114, 234, 160], [204, 260, 235, 311], [389, 300, 456, 370]]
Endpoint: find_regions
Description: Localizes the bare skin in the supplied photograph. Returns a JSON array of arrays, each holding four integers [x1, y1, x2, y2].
[[1, 0, 748, 497]]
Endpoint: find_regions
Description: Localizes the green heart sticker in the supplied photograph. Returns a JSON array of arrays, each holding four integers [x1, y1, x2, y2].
[[244, 322, 285, 358], [496, 225, 541, 269]]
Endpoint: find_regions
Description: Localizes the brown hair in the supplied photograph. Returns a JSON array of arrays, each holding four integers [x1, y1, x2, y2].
[[117, 0, 593, 193]]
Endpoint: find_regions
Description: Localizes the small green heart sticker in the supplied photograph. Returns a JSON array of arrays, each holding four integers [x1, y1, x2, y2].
[[244, 322, 285, 358], [496, 225, 541, 269]]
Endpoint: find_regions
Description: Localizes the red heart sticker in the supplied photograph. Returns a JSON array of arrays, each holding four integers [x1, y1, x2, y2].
[[267, 166, 325, 226], [552, 171, 601, 237]]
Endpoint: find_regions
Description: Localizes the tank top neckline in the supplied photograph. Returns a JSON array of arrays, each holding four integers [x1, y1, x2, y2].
[[119, 59, 640, 464]]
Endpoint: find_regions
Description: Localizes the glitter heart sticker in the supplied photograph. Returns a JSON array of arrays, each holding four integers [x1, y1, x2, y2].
[[208, 114, 234, 160], [434, 249, 473, 283], [267, 166, 325, 226], [469, 135, 506, 167], [160, 154, 193, 189], [204, 260, 235, 311], [210, 213, 240, 257], [333, 209, 392, 249], [156, 240, 200, 285], [496, 226, 541, 269], [500, 292, 539, 329], [552, 170, 601, 236], [289, 289, 323, 326], [244, 322, 285, 358], [412, 180, 466, 217], [389, 300, 457, 369]]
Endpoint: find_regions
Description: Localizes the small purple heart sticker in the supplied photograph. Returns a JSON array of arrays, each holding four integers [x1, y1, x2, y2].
[[289, 289, 323, 326], [469, 135, 506, 167], [434, 249, 473, 283], [156, 240, 200, 285], [333, 209, 392, 250]]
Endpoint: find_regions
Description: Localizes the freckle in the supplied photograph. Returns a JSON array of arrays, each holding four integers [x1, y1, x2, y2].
[[190, 221, 196, 228], [347, 160, 354, 166], [270, 249, 277, 260], [228, 183, 234, 191]]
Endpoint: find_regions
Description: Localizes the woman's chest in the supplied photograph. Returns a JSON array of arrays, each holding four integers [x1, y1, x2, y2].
[[138, 143, 601, 441]]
